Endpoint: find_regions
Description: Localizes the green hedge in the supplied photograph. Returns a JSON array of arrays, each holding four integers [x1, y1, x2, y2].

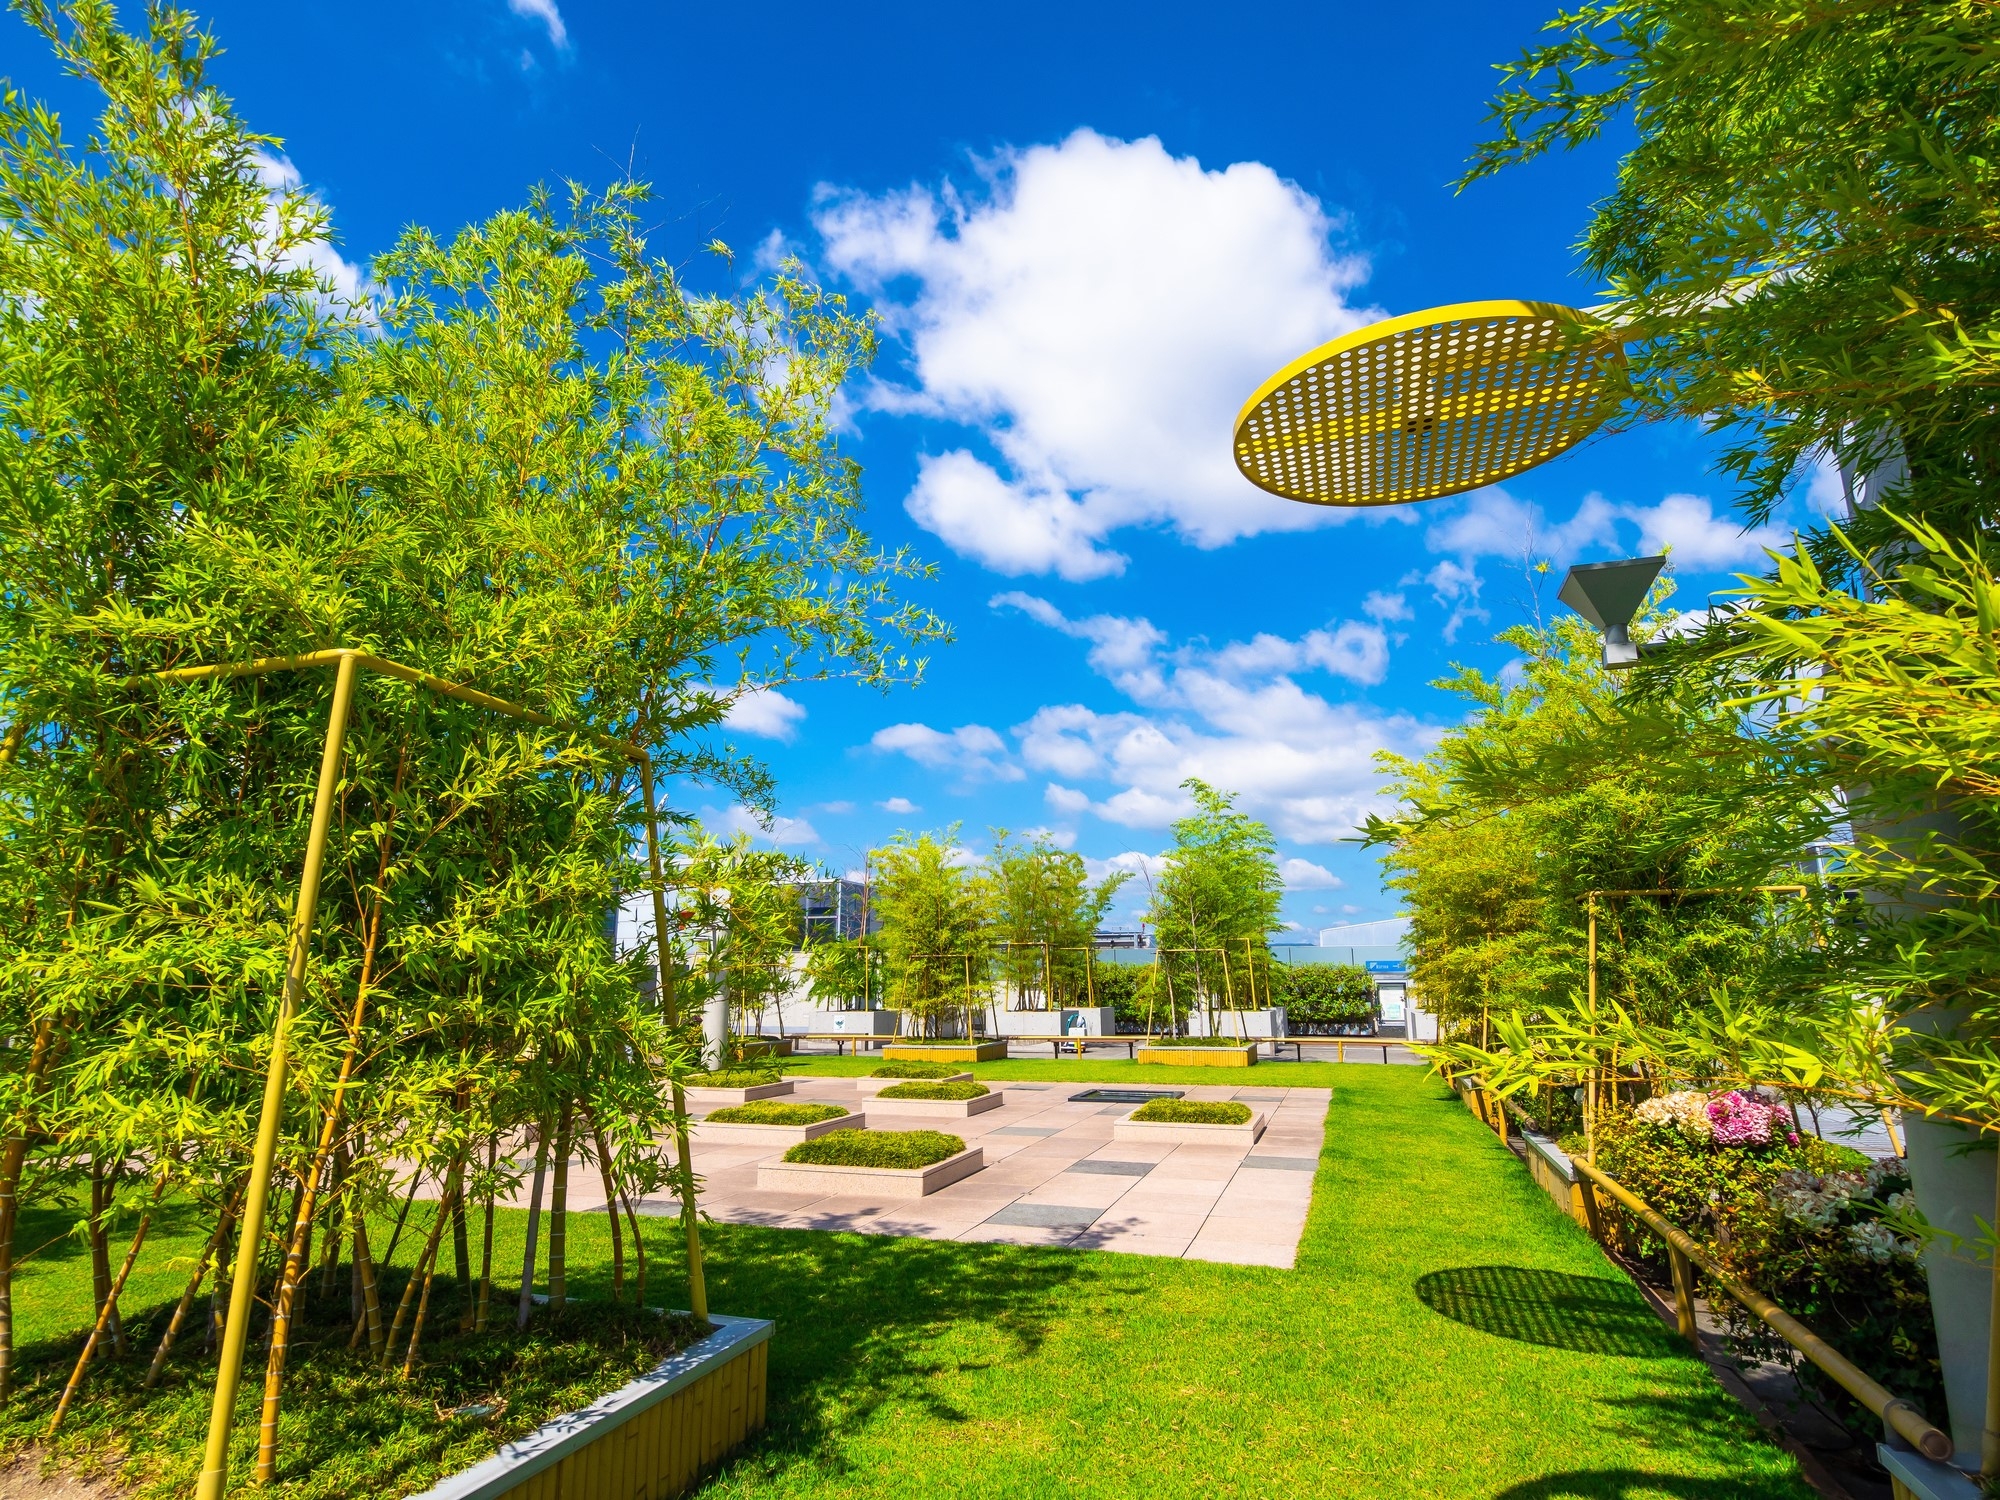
[[686, 1067, 783, 1088], [1130, 1099, 1252, 1125], [877, 1081, 988, 1100], [1271, 963, 1377, 1029], [705, 1101, 849, 1126], [1142, 1036, 1255, 1049], [782, 1129, 965, 1168], [869, 1061, 962, 1079]]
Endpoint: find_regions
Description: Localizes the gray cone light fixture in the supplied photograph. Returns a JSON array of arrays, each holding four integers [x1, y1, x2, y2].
[[1557, 555, 1666, 670]]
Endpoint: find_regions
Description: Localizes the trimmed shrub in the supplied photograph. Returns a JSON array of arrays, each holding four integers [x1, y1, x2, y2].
[[782, 1129, 965, 1168], [870, 1061, 960, 1079], [877, 1081, 988, 1101], [686, 1067, 783, 1088], [1130, 1099, 1251, 1125], [1142, 1036, 1255, 1049], [1271, 963, 1376, 1031], [705, 1101, 848, 1126]]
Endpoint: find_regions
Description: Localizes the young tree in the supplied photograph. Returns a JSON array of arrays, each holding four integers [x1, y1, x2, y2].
[[1147, 780, 1282, 1032], [987, 831, 1127, 1011], [674, 834, 810, 1043], [870, 830, 989, 1037]]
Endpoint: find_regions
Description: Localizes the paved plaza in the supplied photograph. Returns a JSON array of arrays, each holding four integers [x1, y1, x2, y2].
[[508, 1077, 1328, 1268]]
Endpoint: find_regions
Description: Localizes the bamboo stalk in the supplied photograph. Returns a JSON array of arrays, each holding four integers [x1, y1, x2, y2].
[[401, 1168, 462, 1378], [548, 1103, 572, 1312], [589, 1118, 624, 1301], [516, 1121, 550, 1330], [49, 1181, 163, 1434], [620, 1188, 648, 1307], [0, 1018, 55, 1403], [380, 1187, 453, 1369], [475, 1136, 496, 1333], [145, 1184, 241, 1390]]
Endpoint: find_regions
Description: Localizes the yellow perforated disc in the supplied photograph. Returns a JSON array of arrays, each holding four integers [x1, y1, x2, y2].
[[1233, 299, 1623, 506]]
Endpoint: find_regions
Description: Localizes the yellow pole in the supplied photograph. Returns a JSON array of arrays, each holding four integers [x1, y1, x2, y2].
[[639, 758, 707, 1322], [195, 650, 358, 1500]]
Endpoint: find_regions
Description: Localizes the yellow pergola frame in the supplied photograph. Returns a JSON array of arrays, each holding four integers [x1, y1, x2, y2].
[[6, 646, 706, 1500]]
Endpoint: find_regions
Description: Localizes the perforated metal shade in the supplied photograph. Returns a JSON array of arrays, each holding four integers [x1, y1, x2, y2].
[[1232, 299, 1623, 507]]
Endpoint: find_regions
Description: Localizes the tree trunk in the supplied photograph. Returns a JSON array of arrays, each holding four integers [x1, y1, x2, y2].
[[515, 1121, 550, 1330], [86, 1158, 125, 1360], [400, 1164, 461, 1378], [146, 1184, 240, 1391], [382, 1171, 457, 1368], [548, 1103, 572, 1312], [474, 1136, 496, 1333], [257, 1139, 342, 1482], [205, 1209, 237, 1355], [49, 1182, 160, 1434], [620, 1188, 648, 1308], [381, 1170, 423, 1269], [589, 1117, 624, 1301], [347, 1213, 384, 1356], [0, 1018, 55, 1403]]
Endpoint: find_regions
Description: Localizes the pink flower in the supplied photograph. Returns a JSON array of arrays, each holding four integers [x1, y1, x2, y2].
[[1708, 1091, 1777, 1147]]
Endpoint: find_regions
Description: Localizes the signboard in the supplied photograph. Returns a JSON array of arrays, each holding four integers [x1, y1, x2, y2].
[[1364, 959, 1404, 974]]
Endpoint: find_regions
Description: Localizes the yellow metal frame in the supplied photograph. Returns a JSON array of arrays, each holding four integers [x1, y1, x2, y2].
[[1232, 299, 1623, 507], [0, 647, 707, 1500]]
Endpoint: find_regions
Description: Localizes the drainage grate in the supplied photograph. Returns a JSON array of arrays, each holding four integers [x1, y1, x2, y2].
[[1069, 1088, 1185, 1104]]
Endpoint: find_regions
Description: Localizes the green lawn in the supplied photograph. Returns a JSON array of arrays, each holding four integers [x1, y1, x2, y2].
[[4, 1066, 1810, 1498], [778, 1052, 1404, 1088]]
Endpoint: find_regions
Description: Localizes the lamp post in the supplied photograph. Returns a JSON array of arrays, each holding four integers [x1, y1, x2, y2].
[[1556, 555, 1666, 670]]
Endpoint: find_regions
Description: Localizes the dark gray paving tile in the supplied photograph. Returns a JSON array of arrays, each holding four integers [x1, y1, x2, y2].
[[985, 1202, 1102, 1231], [1067, 1159, 1153, 1177], [1239, 1156, 1318, 1172], [1008, 1084, 1051, 1091]]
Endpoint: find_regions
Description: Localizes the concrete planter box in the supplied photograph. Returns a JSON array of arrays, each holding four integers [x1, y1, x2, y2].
[[732, 1036, 793, 1058], [881, 1041, 1008, 1063], [757, 1145, 986, 1198], [691, 1114, 861, 1148], [685, 1079, 794, 1107], [1113, 1111, 1266, 1145], [995, 1007, 1116, 1038], [864, 1089, 1006, 1120], [1135, 1044, 1258, 1067], [1188, 1008, 1288, 1040], [854, 1071, 973, 1094], [406, 1312, 771, 1500]]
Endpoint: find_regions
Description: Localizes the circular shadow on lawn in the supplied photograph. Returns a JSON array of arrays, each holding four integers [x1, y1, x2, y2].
[[1415, 1265, 1673, 1357]]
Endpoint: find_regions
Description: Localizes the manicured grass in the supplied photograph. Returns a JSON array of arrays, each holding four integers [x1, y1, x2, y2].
[[874, 1082, 988, 1101], [1128, 1098, 1250, 1124], [687, 1066, 786, 1087], [707, 1101, 851, 1125], [867, 1062, 963, 1080], [2, 1067, 1812, 1498], [781, 1130, 966, 1169]]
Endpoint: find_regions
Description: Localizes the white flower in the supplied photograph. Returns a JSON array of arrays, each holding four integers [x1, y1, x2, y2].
[[1634, 1090, 1715, 1143], [1770, 1168, 1869, 1228], [1846, 1220, 1912, 1263]]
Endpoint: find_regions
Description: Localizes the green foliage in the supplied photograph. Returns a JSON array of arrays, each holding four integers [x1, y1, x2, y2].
[[1464, 0, 2000, 548], [781, 1129, 964, 1169], [875, 1082, 987, 1101], [1271, 964, 1376, 1030], [1148, 780, 1283, 1022], [870, 830, 987, 1034], [673, 836, 811, 1037], [803, 938, 872, 1011], [1140, 1037, 1256, 1050], [987, 831, 1126, 1011], [705, 1102, 848, 1126], [1594, 1110, 1939, 1437], [867, 1062, 961, 1080], [1128, 1099, 1251, 1124], [685, 1068, 784, 1088]]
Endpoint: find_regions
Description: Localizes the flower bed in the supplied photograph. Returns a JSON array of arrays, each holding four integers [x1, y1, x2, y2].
[[1596, 1091, 1940, 1440]]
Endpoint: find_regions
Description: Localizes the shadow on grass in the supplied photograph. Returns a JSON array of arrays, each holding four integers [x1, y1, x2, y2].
[[1415, 1266, 1678, 1358], [1489, 1472, 1788, 1499], [688, 1222, 1105, 1481]]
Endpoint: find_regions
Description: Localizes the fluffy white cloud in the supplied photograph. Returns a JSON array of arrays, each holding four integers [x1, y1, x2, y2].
[[869, 722, 1024, 783], [705, 804, 820, 847], [250, 151, 374, 312], [1280, 857, 1343, 890], [1427, 487, 1620, 568], [723, 687, 807, 742], [1084, 850, 1169, 884], [507, 0, 569, 48], [815, 130, 1375, 575], [815, 800, 856, 814], [1627, 493, 1788, 570], [1362, 591, 1412, 623], [877, 796, 921, 814]]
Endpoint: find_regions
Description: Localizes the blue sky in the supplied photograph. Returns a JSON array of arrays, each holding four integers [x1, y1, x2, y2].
[[8, 1, 1842, 934]]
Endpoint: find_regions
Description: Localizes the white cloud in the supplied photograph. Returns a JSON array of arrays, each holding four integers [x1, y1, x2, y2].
[[249, 151, 374, 313], [723, 687, 807, 742], [705, 804, 820, 847], [507, 0, 569, 49], [1362, 591, 1412, 623], [869, 722, 1023, 784], [1085, 850, 1169, 884], [1627, 493, 1788, 570], [815, 130, 1375, 575], [1803, 455, 1849, 519], [1427, 487, 1620, 568], [1019, 825, 1078, 849], [1279, 857, 1342, 890], [814, 800, 856, 815], [877, 796, 921, 815], [992, 593, 1168, 699]]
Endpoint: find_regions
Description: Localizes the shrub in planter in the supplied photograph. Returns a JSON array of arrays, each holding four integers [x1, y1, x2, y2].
[[686, 1066, 784, 1088], [869, 1061, 961, 1080], [782, 1129, 965, 1169], [1596, 1096, 1940, 1439], [706, 1101, 849, 1126], [1129, 1099, 1251, 1125], [1271, 963, 1376, 1032], [877, 1081, 989, 1101], [1142, 1035, 1253, 1048]]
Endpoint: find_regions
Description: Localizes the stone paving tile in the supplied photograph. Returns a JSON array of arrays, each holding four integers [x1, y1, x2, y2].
[[1067, 1158, 1153, 1176], [1017, 1174, 1137, 1210], [1238, 1156, 1318, 1172], [1084, 1209, 1209, 1240], [985, 1202, 1103, 1231]]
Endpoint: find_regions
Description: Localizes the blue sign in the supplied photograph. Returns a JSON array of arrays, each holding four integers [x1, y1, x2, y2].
[[1365, 960, 1405, 974]]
